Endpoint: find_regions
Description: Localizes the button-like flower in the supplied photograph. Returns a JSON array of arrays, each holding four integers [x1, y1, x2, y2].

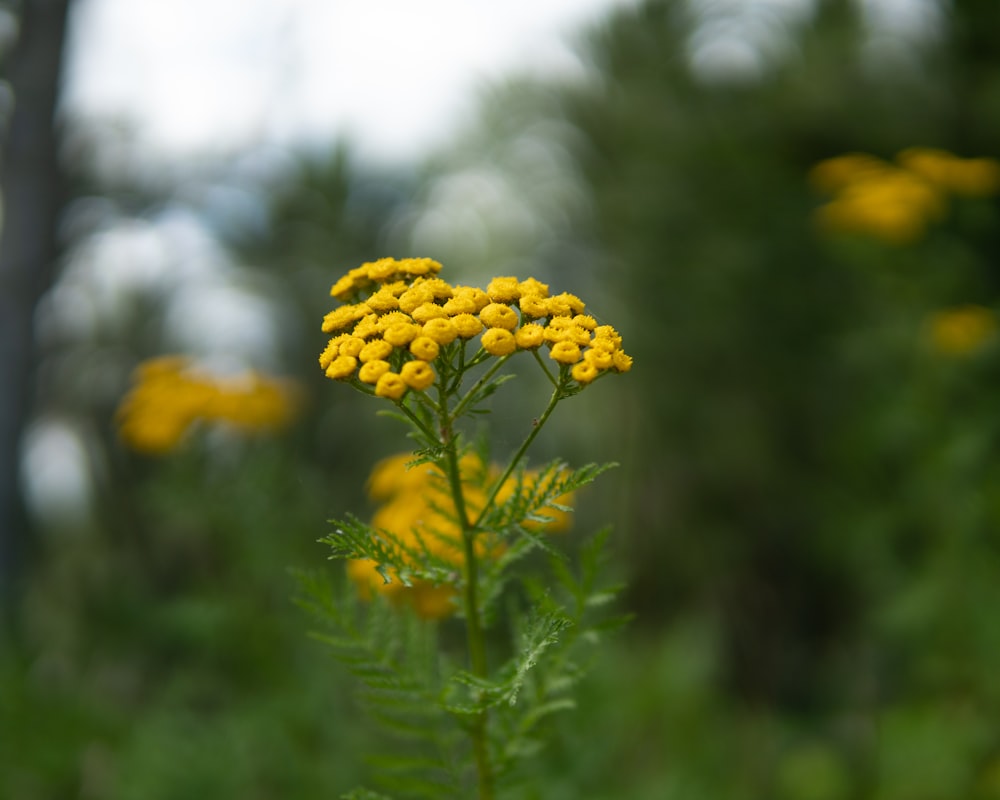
[[481, 328, 517, 356], [409, 336, 441, 362], [374, 372, 407, 400], [400, 360, 436, 391], [479, 303, 519, 330]]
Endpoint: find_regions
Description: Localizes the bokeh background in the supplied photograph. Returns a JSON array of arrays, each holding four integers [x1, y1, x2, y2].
[[4, 0, 1000, 797]]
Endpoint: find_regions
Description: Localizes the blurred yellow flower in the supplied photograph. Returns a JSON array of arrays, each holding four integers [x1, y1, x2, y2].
[[810, 148, 1000, 244], [347, 452, 575, 618], [897, 147, 1000, 197], [926, 305, 997, 356], [117, 356, 298, 454]]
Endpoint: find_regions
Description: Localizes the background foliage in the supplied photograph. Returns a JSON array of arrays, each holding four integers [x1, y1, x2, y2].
[[4, 0, 1000, 797]]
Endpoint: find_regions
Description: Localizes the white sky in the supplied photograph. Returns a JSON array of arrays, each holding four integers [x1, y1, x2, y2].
[[63, 0, 635, 164]]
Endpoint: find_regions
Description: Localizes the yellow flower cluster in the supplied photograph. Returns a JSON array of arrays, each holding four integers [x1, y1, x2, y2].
[[320, 258, 632, 396], [117, 356, 298, 453], [926, 304, 997, 357], [348, 452, 574, 619], [810, 148, 1000, 244]]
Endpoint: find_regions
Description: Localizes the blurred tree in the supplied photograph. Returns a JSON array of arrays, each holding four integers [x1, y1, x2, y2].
[[0, 0, 72, 617], [562, 0, 1000, 708]]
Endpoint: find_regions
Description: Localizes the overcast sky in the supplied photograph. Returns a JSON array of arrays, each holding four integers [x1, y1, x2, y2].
[[62, 0, 638, 164]]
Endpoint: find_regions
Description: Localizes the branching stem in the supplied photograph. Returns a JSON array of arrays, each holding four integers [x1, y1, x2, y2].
[[437, 381, 494, 800]]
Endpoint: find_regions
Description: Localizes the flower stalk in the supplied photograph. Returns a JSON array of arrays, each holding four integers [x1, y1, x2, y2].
[[315, 258, 632, 798]]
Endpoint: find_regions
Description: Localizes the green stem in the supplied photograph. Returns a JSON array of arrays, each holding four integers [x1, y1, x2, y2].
[[531, 349, 558, 387], [392, 398, 439, 445], [450, 354, 512, 420], [436, 382, 494, 800], [473, 379, 565, 529]]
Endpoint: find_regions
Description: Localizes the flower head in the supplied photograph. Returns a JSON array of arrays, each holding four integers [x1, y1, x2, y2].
[[117, 356, 297, 453], [320, 258, 632, 394], [926, 305, 997, 356], [811, 149, 1000, 244]]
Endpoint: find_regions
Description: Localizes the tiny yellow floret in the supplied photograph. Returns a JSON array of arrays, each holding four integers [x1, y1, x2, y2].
[[383, 322, 421, 347], [358, 360, 391, 384], [549, 341, 582, 365], [481, 328, 516, 356], [400, 361, 436, 391], [399, 284, 435, 314], [409, 336, 440, 361], [451, 313, 484, 338], [515, 324, 545, 349], [374, 372, 407, 400], [411, 302, 449, 324], [519, 295, 550, 319], [486, 276, 522, 303], [325, 355, 358, 380], [479, 303, 520, 330], [359, 338, 394, 363], [422, 318, 459, 345], [518, 277, 549, 298], [571, 361, 600, 384], [612, 350, 634, 373], [339, 337, 365, 358]]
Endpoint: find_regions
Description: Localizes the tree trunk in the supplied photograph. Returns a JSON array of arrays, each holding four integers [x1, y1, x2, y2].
[[0, 0, 72, 617]]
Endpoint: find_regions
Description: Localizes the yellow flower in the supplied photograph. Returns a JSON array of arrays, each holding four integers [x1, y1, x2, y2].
[[519, 295, 550, 318], [451, 313, 484, 338], [400, 360, 436, 391], [366, 287, 400, 313], [366, 257, 399, 281], [322, 303, 371, 334], [321, 260, 634, 389], [442, 294, 477, 315], [571, 361, 600, 384], [515, 323, 545, 350], [397, 257, 442, 277], [547, 292, 585, 317], [450, 286, 490, 313], [816, 169, 944, 243], [808, 153, 887, 193], [518, 277, 549, 298], [593, 325, 623, 348], [358, 359, 391, 384], [411, 302, 448, 324], [349, 452, 575, 618], [583, 348, 614, 370], [486, 276, 522, 303], [319, 334, 349, 369], [409, 336, 441, 361], [359, 338, 394, 363], [351, 313, 382, 340], [926, 305, 997, 356], [422, 318, 459, 345], [549, 341, 582, 365], [612, 350, 634, 373], [811, 148, 1000, 245], [479, 302, 519, 330], [399, 284, 436, 314], [117, 356, 297, 453], [383, 322, 421, 347], [481, 328, 516, 356], [897, 148, 1000, 197], [339, 336, 365, 358], [325, 355, 358, 380], [422, 277, 455, 299], [374, 372, 407, 400], [376, 310, 415, 331]]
